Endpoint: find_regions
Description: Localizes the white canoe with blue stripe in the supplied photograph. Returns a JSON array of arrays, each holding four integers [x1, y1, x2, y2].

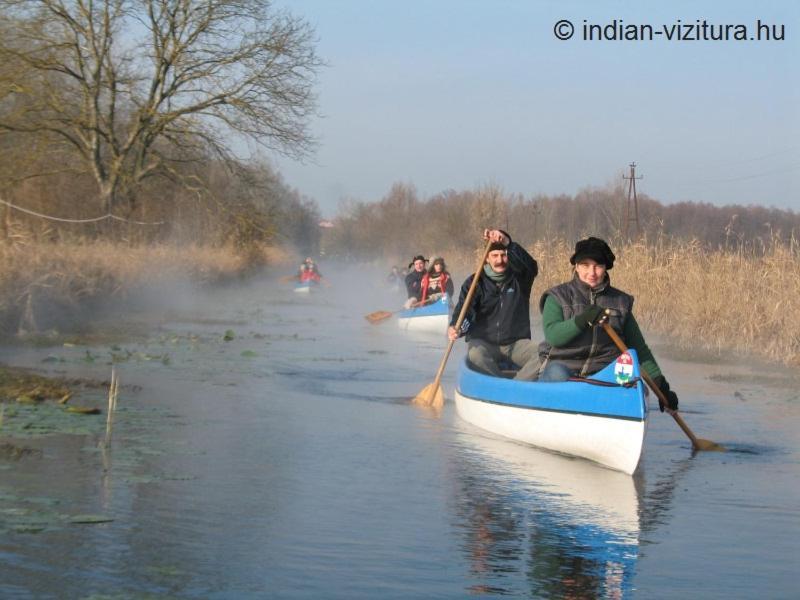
[[454, 350, 649, 474], [294, 280, 318, 293], [397, 295, 450, 333]]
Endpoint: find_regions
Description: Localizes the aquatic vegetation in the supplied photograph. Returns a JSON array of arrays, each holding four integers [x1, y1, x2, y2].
[[0, 489, 113, 533], [68, 514, 114, 524], [0, 366, 72, 403], [0, 442, 42, 460], [1, 402, 104, 437]]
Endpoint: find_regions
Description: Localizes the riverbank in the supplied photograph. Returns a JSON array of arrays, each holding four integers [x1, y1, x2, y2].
[[0, 241, 293, 336]]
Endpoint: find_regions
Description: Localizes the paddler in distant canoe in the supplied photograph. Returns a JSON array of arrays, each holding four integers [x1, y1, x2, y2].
[[419, 257, 455, 305], [298, 257, 322, 283], [403, 254, 428, 309]]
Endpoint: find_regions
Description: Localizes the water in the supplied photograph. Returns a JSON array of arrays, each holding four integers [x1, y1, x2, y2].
[[0, 266, 797, 598]]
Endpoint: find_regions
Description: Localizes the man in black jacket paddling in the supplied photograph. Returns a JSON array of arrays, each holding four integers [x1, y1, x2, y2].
[[448, 229, 540, 380]]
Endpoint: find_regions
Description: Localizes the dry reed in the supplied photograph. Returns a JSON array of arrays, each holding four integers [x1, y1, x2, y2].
[[0, 241, 290, 333], [440, 236, 800, 366]]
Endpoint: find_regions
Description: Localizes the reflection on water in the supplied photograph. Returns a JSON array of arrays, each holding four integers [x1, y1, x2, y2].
[[450, 426, 641, 598]]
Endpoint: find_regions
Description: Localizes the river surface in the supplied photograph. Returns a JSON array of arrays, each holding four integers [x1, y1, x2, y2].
[[0, 266, 798, 599]]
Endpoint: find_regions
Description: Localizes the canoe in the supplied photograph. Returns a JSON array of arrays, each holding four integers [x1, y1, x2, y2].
[[454, 350, 648, 474], [294, 280, 318, 294], [396, 295, 450, 333]]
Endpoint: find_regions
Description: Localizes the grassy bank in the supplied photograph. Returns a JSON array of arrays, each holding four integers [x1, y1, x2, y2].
[[0, 241, 292, 335], [442, 237, 800, 367]]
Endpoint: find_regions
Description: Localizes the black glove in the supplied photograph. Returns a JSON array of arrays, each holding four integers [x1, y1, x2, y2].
[[653, 375, 679, 412], [574, 305, 604, 330]]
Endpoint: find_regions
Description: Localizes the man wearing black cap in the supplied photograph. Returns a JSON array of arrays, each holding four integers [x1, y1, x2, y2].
[[403, 255, 428, 309], [448, 229, 540, 380], [537, 236, 679, 412]]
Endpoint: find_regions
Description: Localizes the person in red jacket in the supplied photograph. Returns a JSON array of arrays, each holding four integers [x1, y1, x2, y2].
[[420, 257, 455, 304], [298, 257, 322, 283]]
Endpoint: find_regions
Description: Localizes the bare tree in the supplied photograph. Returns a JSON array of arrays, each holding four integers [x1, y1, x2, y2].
[[0, 0, 321, 216]]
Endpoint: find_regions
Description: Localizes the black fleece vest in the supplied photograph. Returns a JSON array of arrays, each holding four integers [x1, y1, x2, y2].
[[537, 275, 633, 376]]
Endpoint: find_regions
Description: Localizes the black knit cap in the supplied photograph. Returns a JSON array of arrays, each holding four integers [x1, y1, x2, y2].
[[408, 255, 428, 269], [570, 237, 616, 270]]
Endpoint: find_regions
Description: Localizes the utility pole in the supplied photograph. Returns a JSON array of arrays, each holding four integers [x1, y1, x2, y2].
[[622, 162, 642, 239]]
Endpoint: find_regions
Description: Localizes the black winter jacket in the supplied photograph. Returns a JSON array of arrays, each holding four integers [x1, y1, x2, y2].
[[405, 269, 425, 300], [450, 240, 538, 346]]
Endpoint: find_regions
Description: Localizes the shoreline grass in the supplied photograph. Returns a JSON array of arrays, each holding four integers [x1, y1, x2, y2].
[[0, 241, 292, 335]]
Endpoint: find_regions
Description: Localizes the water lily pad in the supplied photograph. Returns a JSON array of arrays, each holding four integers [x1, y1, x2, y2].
[[240, 350, 258, 358], [223, 330, 236, 341], [68, 514, 114, 524], [66, 406, 101, 415]]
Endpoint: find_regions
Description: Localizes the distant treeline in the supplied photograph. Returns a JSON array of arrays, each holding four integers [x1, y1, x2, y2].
[[323, 182, 798, 260]]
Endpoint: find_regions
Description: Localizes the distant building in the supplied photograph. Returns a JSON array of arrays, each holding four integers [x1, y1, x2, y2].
[[318, 220, 334, 229]]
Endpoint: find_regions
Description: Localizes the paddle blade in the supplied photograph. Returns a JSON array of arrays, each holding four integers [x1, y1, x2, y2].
[[694, 438, 726, 452], [430, 386, 445, 410], [412, 382, 443, 408], [365, 310, 393, 324]]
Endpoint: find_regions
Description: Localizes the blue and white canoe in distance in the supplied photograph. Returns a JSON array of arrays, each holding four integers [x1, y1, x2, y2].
[[397, 295, 450, 333], [294, 279, 319, 294], [454, 350, 649, 474]]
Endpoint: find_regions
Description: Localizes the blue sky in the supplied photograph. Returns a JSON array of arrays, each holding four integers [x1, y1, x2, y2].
[[269, 1, 799, 216]]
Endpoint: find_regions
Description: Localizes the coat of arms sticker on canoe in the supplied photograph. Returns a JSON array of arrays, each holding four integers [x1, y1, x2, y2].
[[614, 352, 634, 384]]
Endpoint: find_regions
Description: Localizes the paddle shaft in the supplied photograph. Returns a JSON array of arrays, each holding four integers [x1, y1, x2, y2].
[[599, 321, 703, 449], [430, 240, 493, 392]]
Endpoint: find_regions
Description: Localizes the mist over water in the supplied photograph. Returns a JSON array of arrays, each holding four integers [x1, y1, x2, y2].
[[0, 263, 797, 598]]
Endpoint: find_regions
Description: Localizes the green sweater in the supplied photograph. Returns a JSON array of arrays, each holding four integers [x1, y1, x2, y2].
[[541, 295, 662, 379]]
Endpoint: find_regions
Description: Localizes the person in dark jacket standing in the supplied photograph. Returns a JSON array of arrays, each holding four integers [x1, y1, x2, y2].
[[448, 229, 540, 380], [537, 236, 679, 411]]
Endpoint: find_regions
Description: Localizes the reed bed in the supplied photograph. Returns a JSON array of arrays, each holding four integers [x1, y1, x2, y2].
[[441, 236, 800, 366], [0, 241, 291, 333]]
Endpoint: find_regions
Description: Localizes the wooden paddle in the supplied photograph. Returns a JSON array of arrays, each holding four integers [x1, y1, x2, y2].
[[598, 316, 724, 451], [413, 239, 493, 410], [364, 296, 439, 324]]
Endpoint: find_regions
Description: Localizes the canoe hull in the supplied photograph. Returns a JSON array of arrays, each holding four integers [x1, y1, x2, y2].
[[396, 296, 450, 333], [454, 352, 648, 474], [454, 391, 646, 474], [294, 281, 317, 293], [397, 313, 449, 333]]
